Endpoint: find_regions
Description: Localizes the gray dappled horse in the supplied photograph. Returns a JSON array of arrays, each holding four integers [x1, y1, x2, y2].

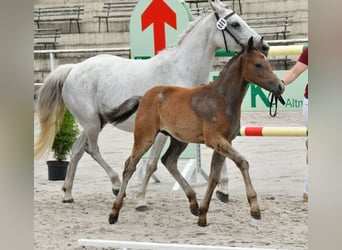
[[34, 0, 269, 209]]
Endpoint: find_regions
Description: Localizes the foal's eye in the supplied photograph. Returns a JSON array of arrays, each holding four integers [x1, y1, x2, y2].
[[231, 22, 240, 28], [255, 63, 263, 68]]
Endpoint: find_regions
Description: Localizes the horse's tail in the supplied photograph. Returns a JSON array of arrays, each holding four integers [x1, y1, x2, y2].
[[34, 64, 74, 159], [104, 96, 142, 125]]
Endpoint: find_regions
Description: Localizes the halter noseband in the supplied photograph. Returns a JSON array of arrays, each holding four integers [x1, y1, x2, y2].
[[214, 11, 243, 53]]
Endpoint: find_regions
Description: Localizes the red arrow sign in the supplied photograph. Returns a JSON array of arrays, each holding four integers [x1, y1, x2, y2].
[[141, 0, 177, 55]]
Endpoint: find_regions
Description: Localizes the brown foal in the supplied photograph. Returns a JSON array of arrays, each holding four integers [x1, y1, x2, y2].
[[105, 37, 285, 226]]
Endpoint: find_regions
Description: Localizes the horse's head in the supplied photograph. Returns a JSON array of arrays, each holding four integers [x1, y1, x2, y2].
[[209, 0, 269, 55], [241, 37, 284, 98]]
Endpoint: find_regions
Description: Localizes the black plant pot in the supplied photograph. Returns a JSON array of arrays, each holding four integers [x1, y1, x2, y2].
[[47, 160, 68, 181]]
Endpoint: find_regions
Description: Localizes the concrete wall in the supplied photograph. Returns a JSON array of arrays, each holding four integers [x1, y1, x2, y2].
[[34, 0, 308, 82]]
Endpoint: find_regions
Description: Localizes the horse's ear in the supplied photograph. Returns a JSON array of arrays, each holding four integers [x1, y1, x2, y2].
[[209, 0, 223, 12], [247, 37, 254, 52]]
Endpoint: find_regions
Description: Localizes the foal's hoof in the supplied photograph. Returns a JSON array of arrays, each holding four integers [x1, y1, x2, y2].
[[251, 211, 261, 220], [108, 213, 118, 224], [198, 220, 208, 227], [215, 191, 229, 203], [135, 205, 151, 212], [62, 198, 74, 203], [190, 207, 199, 216]]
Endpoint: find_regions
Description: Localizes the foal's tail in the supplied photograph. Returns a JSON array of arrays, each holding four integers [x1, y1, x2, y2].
[[105, 96, 142, 125], [34, 64, 74, 159]]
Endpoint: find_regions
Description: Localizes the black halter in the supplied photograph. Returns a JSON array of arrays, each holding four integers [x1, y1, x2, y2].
[[214, 11, 243, 53]]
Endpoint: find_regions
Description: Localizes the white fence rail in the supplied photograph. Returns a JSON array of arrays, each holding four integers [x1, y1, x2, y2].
[[33, 38, 307, 71], [77, 239, 286, 250]]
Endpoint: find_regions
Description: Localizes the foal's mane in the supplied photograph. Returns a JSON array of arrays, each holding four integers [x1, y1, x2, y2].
[[217, 49, 244, 78]]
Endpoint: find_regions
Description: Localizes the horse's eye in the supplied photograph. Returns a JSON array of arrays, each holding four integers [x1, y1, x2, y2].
[[231, 22, 240, 28], [255, 63, 263, 68]]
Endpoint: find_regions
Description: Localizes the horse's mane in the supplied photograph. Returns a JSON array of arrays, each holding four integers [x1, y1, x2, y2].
[[176, 13, 210, 46], [157, 13, 210, 57]]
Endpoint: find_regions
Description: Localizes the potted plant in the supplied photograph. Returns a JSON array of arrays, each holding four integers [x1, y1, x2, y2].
[[47, 109, 79, 180]]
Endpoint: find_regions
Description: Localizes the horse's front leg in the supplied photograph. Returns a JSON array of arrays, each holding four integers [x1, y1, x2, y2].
[[198, 151, 225, 226], [135, 133, 168, 211], [209, 137, 260, 220]]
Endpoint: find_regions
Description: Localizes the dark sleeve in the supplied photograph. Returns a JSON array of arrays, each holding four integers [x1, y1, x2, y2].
[[298, 48, 308, 66]]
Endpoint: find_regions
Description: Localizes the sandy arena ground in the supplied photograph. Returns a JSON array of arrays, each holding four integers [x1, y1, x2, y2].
[[34, 111, 308, 249]]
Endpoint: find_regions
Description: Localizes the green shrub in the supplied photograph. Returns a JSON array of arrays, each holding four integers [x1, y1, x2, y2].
[[52, 109, 79, 161]]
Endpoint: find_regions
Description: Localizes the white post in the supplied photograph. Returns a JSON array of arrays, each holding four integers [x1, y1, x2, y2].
[[49, 51, 55, 71]]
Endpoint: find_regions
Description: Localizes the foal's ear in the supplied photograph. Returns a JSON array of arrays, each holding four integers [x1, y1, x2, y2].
[[257, 37, 264, 51], [247, 37, 254, 52]]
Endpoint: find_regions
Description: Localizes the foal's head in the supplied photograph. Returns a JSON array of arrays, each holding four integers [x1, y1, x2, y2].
[[241, 37, 285, 97]]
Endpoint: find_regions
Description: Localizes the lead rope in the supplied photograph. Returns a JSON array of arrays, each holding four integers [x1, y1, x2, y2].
[[268, 92, 286, 117], [268, 92, 278, 117]]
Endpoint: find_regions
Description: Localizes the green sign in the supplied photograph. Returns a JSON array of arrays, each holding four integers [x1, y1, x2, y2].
[[130, 0, 192, 59]]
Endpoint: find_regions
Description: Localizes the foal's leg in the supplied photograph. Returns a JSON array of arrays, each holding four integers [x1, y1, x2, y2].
[[161, 137, 199, 216], [109, 155, 139, 224], [62, 131, 86, 202], [135, 133, 168, 211], [198, 151, 226, 226], [209, 137, 260, 219], [109, 132, 156, 224]]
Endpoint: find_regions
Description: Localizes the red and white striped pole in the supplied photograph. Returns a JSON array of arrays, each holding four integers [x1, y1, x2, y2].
[[238, 126, 308, 137]]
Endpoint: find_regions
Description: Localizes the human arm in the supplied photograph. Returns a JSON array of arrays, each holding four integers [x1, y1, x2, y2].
[[281, 60, 308, 86]]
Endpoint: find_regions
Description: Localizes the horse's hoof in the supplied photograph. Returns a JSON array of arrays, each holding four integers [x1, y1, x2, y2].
[[251, 211, 261, 220], [215, 190, 229, 203], [108, 213, 118, 224], [190, 207, 199, 216], [112, 189, 119, 196], [62, 198, 74, 203], [135, 205, 151, 212]]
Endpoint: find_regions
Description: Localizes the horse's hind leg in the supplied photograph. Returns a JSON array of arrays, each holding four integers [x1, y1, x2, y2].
[[83, 122, 121, 194], [62, 131, 87, 202], [216, 161, 229, 203], [198, 151, 225, 226], [161, 137, 199, 216], [135, 133, 168, 211]]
